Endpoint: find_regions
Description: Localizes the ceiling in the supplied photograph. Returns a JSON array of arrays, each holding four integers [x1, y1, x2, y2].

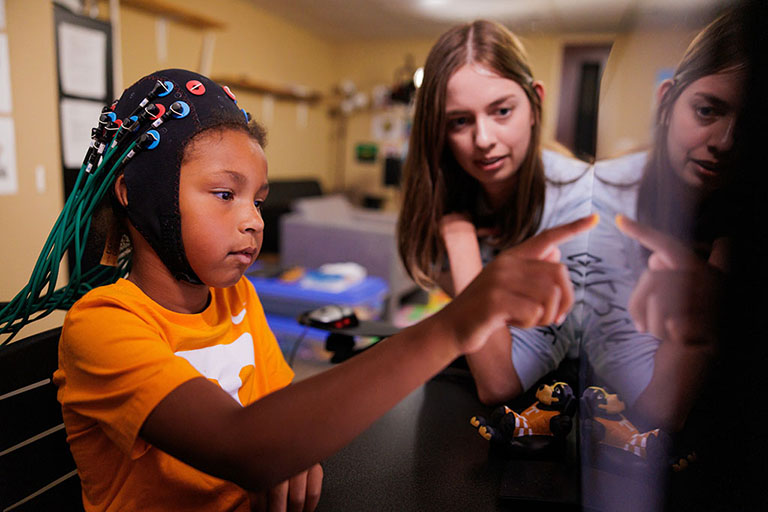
[[246, 0, 724, 42]]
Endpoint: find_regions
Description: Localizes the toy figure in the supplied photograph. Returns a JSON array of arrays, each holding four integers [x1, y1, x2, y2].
[[580, 386, 671, 471], [470, 382, 576, 457]]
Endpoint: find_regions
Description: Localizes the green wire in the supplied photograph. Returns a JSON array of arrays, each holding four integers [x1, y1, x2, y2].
[[0, 139, 139, 345]]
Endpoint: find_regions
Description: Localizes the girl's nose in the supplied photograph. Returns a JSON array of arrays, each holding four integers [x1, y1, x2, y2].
[[474, 117, 496, 151], [708, 117, 736, 154]]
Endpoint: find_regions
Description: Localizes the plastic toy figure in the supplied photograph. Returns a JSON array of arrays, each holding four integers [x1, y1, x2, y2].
[[470, 382, 576, 457], [580, 386, 671, 470]]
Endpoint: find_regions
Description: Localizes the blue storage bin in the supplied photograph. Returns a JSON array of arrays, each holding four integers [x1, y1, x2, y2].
[[265, 313, 328, 354], [247, 274, 389, 319]]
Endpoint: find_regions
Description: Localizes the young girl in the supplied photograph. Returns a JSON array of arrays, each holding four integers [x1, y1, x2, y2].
[[587, 9, 747, 429], [398, 20, 595, 404], [2, 69, 595, 511]]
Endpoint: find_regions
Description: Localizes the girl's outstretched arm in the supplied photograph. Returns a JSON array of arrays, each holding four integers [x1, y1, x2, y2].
[[440, 214, 596, 404], [141, 215, 597, 493], [440, 213, 522, 404]]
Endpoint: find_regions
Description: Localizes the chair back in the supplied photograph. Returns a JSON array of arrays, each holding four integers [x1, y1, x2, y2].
[[0, 327, 83, 511]]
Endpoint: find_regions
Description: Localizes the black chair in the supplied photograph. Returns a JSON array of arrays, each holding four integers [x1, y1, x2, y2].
[[0, 327, 84, 511]]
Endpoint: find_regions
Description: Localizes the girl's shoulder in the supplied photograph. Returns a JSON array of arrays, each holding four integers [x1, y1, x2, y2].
[[593, 151, 648, 185], [67, 277, 257, 320], [62, 279, 153, 344], [542, 149, 591, 183], [68, 278, 144, 312], [539, 150, 594, 231]]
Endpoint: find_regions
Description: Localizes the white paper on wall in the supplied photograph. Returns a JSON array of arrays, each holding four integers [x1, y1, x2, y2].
[[35, 164, 46, 194], [0, 116, 18, 195], [296, 102, 308, 129], [262, 95, 274, 125], [57, 22, 107, 99], [0, 34, 12, 114], [59, 97, 103, 168], [199, 32, 216, 77], [156, 17, 168, 63]]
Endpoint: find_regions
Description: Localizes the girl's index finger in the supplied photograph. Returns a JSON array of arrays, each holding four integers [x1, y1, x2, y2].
[[527, 213, 599, 250], [615, 214, 693, 269], [515, 214, 598, 259]]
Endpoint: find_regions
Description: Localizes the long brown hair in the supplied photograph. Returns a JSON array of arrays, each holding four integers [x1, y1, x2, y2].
[[637, 8, 747, 247], [397, 20, 545, 287]]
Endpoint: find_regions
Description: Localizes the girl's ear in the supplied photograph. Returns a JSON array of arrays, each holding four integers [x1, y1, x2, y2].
[[114, 174, 129, 208], [532, 80, 546, 104], [656, 79, 675, 105]]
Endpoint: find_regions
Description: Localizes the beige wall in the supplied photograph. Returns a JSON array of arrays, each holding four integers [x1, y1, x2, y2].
[[331, 38, 432, 200], [597, 28, 698, 159], [0, 0, 66, 338]]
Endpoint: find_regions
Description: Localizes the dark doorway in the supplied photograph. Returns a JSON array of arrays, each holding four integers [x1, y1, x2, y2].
[[556, 44, 612, 161]]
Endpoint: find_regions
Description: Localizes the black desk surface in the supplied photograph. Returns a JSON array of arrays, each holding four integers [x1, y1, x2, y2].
[[312, 356, 677, 512], [316, 368, 581, 512]]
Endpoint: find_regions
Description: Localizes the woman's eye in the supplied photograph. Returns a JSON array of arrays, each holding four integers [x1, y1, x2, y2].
[[254, 199, 264, 210], [497, 107, 512, 116], [214, 191, 234, 201]]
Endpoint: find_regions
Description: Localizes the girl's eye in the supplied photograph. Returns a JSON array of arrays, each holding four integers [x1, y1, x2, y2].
[[497, 107, 512, 116], [214, 191, 234, 201], [448, 117, 469, 130], [254, 200, 264, 210], [695, 104, 720, 120]]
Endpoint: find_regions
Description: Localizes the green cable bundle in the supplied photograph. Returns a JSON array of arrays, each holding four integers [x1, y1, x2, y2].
[[0, 139, 137, 345]]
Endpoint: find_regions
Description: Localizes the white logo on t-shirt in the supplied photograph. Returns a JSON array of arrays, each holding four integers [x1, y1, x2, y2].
[[231, 307, 246, 325], [175, 332, 255, 406]]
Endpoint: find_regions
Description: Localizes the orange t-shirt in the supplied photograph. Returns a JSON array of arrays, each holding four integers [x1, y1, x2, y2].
[[54, 277, 294, 511]]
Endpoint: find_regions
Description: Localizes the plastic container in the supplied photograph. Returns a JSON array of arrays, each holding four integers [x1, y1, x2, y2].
[[265, 313, 328, 356], [247, 274, 389, 319]]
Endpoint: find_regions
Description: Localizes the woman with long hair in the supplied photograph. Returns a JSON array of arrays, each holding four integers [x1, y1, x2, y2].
[[398, 20, 594, 404]]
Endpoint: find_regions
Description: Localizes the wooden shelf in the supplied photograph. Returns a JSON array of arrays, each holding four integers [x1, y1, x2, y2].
[[121, 0, 226, 30], [211, 74, 323, 104]]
